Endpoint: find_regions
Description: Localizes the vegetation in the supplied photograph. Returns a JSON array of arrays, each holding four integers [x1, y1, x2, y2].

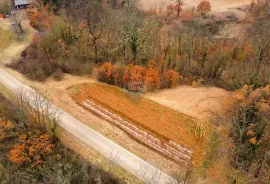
[[3, 0, 270, 183], [228, 85, 270, 183], [197, 0, 211, 16], [0, 0, 9, 16], [8, 0, 269, 90], [95, 60, 179, 91], [0, 91, 120, 183], [0, 28, 13, 50]]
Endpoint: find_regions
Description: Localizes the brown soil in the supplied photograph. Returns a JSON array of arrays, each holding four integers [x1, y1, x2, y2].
[[72, 83, 204, 165]]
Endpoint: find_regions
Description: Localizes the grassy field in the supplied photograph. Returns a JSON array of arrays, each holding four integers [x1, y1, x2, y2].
[[73, 83, 204, 164], [0, 83, 12, 99], [0, 27, 13, 51]]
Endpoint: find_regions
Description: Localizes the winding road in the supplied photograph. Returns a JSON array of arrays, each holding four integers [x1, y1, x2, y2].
[[0, 67, 177, 184]]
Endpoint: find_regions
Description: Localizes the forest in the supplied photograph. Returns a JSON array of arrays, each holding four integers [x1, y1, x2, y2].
[[8, 0, 270, 90]]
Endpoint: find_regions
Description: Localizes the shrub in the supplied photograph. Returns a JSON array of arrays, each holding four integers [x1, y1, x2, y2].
[[165, 69, 180, 88], [95, 62, 122, 85], [126, 65, 146, 92], [145, 60, 161, 91], [197, 0, 211, 16]]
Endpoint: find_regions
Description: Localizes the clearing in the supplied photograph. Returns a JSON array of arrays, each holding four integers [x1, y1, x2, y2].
[[72, 83, 204, 165], [145, 86, 231, 123], [0, 27, 13, 51], [138, 0, 251, 12]]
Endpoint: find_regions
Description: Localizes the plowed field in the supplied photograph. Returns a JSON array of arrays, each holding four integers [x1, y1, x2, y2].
[[72, 83, 204, 164]]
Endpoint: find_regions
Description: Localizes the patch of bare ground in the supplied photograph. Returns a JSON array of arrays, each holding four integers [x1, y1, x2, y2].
[[0, 11, 35, 66], [145, 85, 232, 123]]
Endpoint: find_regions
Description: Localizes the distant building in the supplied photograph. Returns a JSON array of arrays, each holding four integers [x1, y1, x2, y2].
[[14, 0, 31, 9]]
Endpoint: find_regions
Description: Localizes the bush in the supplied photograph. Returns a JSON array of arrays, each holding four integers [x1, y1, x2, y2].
[[95, 62, 123, 85], [165, 70, 180, 88], [95, 61, 180, 92]]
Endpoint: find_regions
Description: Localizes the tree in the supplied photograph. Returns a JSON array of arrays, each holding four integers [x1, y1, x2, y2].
[[26, 5, 55, 30], [145, 60, 161, 90], [165, 69, 180, 88], [174, 0, 184, 17], [197, 0, 211, 17], [84, 1, 106, 63], [9, 132, 54, 166], [228, 85, 270, 180], [11, 11, 24, 39], [123, 64, 146, 91], [96, 62, 121, 85]]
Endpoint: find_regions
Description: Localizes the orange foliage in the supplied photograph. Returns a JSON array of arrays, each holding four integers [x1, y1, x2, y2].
[[145, 60, 161, 90], [97, 62, 121, 85], [9, 132, 54, 166], [128, 65, 146, 91], [197, 0, 211, 15], [165, 69, 180, 88], [96, 61, 180, 91], [0, 14, 4, 19], [26, 5, 55, 30]]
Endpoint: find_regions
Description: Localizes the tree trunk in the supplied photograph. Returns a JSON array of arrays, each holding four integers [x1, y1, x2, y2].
[[93, 39, 98, 63]]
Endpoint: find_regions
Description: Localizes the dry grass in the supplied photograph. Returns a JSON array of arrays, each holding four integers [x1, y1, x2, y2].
[[138, 0, 251, 12], [73, 83, 204, 165], [0, 28, 13, 51]]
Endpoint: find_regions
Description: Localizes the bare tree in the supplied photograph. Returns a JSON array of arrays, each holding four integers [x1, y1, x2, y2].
[[11, 11, 24, 39], [84, 2, 106, 63]]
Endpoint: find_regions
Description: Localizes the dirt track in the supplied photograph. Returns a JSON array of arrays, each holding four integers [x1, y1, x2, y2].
[[138, 0, 251, 12]]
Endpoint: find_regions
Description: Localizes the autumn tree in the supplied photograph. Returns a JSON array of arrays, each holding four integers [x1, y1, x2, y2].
[[122, 64, 146, 91], [228, 85, 270, 181], [9, 132, 54, 166], [145, 60, 161, 90], [197, 0, 211, 17], [26, 5, 55, 30], [165, 69, 180, 88], [95, 62, 122, 85]]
